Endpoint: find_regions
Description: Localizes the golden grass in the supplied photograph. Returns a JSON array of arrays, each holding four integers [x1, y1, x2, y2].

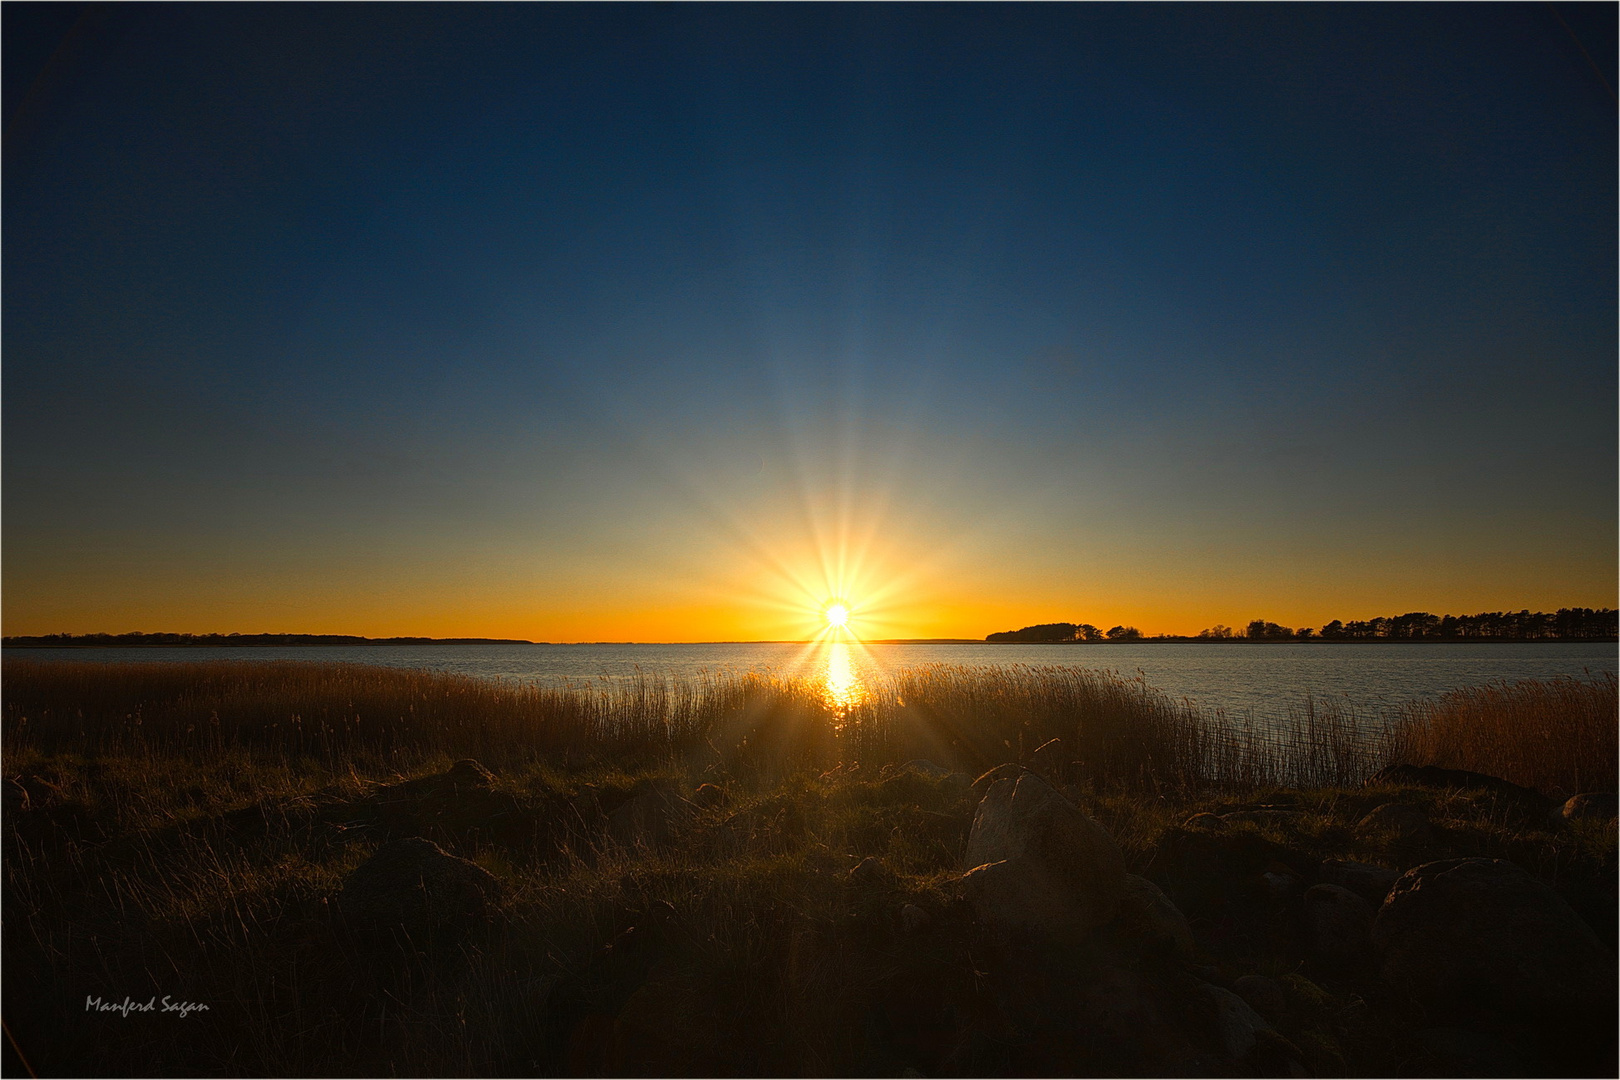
[[1, 659, 1331, 790], [1386, 672, 1617, 796], [5, 659, 1612, 794]]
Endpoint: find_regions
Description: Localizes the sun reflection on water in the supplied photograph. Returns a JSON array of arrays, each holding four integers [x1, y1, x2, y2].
[[820, 640, 868, 715]]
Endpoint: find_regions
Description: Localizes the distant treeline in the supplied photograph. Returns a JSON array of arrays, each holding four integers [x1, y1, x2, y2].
[[987, 608, 1618, 643], [1, 632, 534, 648]]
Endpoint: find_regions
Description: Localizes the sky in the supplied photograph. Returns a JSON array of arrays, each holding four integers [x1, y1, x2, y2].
[[4, 3, 1616, 642]]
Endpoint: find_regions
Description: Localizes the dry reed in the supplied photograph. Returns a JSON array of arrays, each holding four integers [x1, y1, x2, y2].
[[1385, 672, 1617, 796], [7, 659, 1612, 792]]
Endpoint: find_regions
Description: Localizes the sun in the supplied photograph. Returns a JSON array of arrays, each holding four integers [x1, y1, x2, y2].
[[824, 602, 851, 630]]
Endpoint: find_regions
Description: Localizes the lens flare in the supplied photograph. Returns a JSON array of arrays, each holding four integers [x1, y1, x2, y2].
[[825, 602, 850, 629]]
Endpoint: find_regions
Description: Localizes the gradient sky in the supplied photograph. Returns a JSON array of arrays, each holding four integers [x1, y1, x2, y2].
[[5, 3, 1616, 641]]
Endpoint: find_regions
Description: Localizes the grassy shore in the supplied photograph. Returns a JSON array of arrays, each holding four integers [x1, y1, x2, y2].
[[3, 661, 1614, 1076]]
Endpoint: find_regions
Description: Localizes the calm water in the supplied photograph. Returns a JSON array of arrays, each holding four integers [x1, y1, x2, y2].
[[5, 641, 1613, 724]]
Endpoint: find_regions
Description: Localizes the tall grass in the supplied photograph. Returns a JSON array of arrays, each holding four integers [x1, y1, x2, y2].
[[5, 659, 1611, 792], [1385, 672, 1617, 796]]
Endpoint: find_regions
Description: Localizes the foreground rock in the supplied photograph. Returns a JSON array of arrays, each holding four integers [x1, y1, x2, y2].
[[1365, 764, 1549, 811], [1114, 873, 1195, 957], [1232, 974, 1287, 1023], [1373, 858, 1616, 1050], [1319, 859, 1401, 906], [443, 758, 496, 789], [1302, 883, 1373, 968], [961, 770, 1124, 941], [1556, 791, 1618, 822], [338, 836, 502, 932]]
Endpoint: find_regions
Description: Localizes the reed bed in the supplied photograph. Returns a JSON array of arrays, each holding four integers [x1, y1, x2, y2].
[[4, 658, 1400, 791], [1385, 672, 1617, 796], [0, 659, 835, 771], [6, 659, 1611, 792]]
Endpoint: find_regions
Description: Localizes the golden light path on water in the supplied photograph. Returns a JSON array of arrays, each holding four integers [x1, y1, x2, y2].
[[820, 639, 867, 713]]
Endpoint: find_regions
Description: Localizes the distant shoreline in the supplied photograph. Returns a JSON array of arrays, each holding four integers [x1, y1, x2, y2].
[[2, 636, 1613, 649]]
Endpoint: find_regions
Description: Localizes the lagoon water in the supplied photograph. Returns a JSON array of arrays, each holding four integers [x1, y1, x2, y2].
[[5, 640, 1613, 725]]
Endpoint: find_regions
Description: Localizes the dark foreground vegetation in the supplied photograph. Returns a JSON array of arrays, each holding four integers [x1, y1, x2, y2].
[[988, 607, 1619, 642], [4, 660, 1615, 1077]]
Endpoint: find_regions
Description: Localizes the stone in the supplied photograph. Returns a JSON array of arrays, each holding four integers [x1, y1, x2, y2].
[[444, 759, 495, 789], [1181, 812, 1225, 830], [901, 903, 931, 932], [1146, 826, 1313, 922], [1303, 884, 1373, 968], [1263, 861, 1305, 900], [338, 836, 501, 931], [1319, 859, 1401, 906], [1232, 974, 1288, 1023], [1365, 764, 1549, 812], [1068, 967, 1206, 1073], [961, 771, 1125, 941], [1557, 791, 1618, 822], [1373, 858, 1617, 1042], [1357, 802, 1431, 841], [1114, 873, 1195, 957], [1204, 983, 1272, 1060], [606, 786, 696, 849]]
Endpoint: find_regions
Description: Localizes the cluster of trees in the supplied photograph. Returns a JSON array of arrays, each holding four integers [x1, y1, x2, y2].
[[989, 608, 1616, 644], [1, 632, 534, 648], [1198, 608, 1618, 642], [985, 622, 1141, 643]]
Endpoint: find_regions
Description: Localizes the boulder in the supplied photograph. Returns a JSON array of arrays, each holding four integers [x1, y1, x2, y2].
[[1365, 764, 1549, 811], [1357, 802, 1431, 841], [1557, 791, 1618, 823], [1232, 974, 1288, 1023], [961, 771, 1125, 941], [1114, 873, 1195, 957], [900, 903, 932, 933], [1320, 859, 1401, 906], [1262, 860, 1305, 900], [1373, 858, 1617, 1042], [1147, 826, 1313, 922], [1181, 812, 1226, 830], [1203, 983, 1272, 1059], [1302, 884, 1373, 968], [1070, 967, 1208, 1074], [338, 836, 501, 931], [444, 758, 495, 789]]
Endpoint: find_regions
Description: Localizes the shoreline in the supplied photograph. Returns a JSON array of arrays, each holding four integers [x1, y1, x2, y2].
[[4, 637, 1615, 649]]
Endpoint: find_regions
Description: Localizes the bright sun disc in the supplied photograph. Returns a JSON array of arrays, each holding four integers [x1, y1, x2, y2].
[[825, 603, 850, 629]]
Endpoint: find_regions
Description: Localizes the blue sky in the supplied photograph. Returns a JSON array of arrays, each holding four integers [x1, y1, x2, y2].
[[5, 3, 1615, 639]]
